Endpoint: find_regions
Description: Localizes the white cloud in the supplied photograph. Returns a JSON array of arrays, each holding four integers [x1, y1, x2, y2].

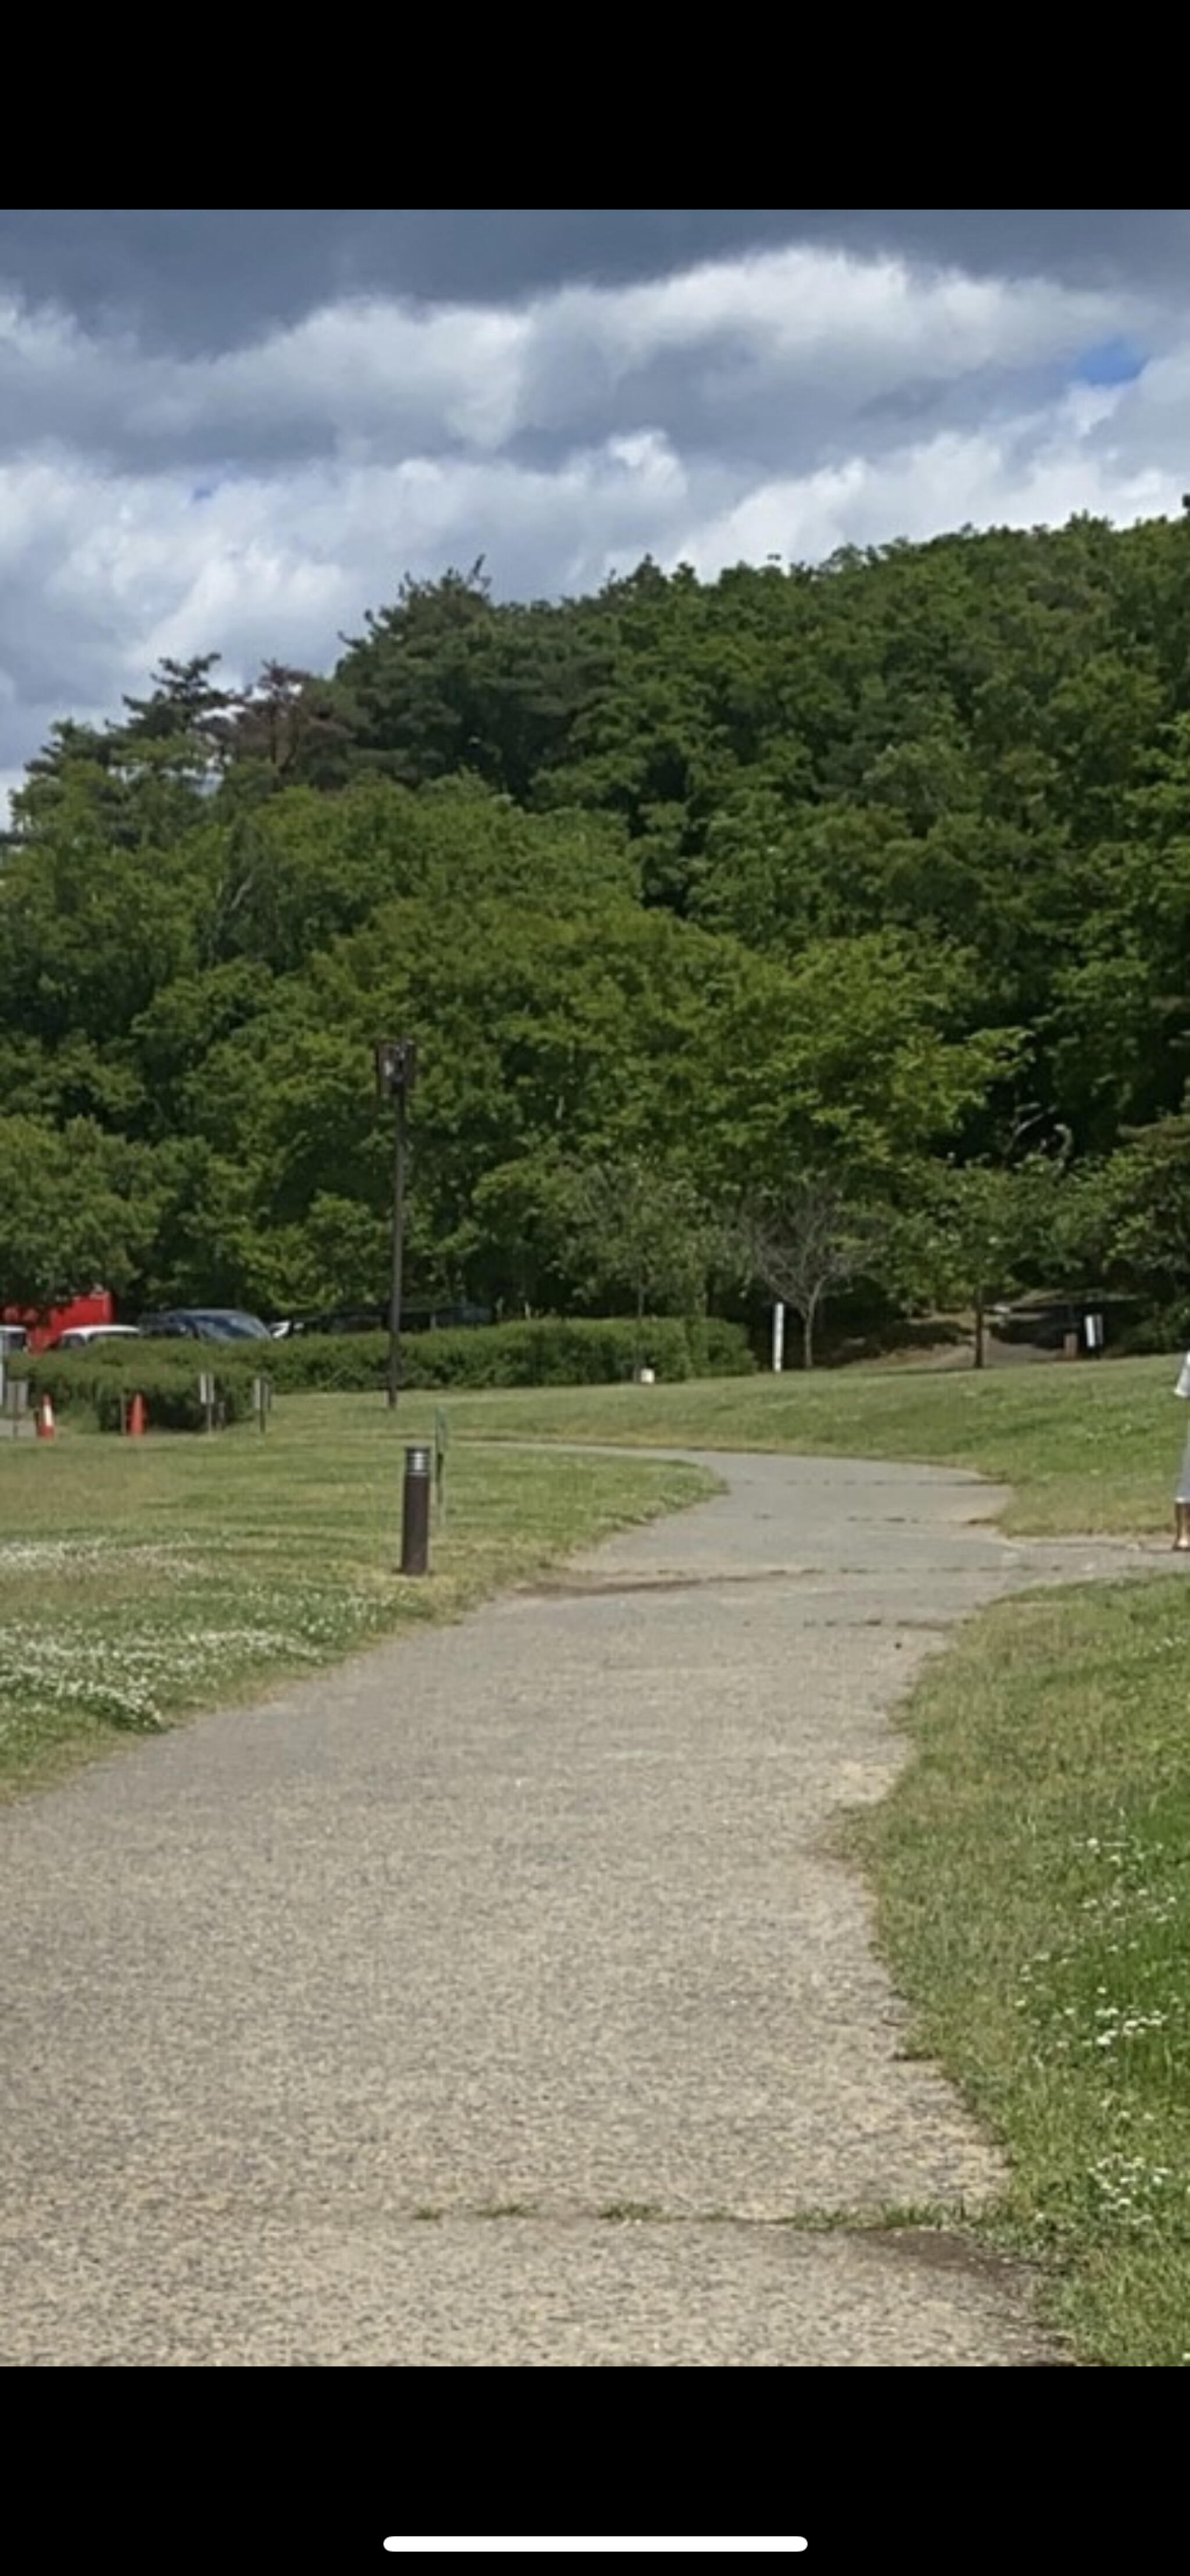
[[539, 249, 1124, 388], [665, 388, 1182, 577], [0, 237, 1184, 812]]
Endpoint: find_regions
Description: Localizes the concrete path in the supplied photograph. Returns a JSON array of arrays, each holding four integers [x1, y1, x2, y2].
[[0, 1452, 1166, 2366]]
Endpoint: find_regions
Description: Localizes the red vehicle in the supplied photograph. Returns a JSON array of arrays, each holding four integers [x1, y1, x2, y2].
[[1, 1290, 116, 1354]]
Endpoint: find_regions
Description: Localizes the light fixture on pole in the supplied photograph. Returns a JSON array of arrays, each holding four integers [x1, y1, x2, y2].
[[375, 1038, 418, 1410]]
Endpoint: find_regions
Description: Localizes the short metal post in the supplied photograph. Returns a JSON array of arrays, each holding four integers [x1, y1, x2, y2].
[[402, 1443, 432, 1575], [375, 1037, 418, 1413], [1175, 1430, 1190, 1549]]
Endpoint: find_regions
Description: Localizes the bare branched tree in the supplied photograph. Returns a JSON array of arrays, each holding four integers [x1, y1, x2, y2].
[[741, 1176, 883, 1369]]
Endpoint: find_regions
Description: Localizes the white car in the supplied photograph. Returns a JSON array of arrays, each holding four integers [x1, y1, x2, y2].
[[49, 1324, 142, 1350]]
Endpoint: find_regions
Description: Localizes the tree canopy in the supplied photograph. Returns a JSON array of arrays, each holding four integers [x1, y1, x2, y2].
[[6, 514, 1190, 1343]]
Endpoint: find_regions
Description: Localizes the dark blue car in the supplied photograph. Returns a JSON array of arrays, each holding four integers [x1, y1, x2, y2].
[[135, 1308, 273, 1343]]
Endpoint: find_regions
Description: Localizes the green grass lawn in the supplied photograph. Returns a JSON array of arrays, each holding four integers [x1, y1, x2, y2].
[[0, 1400, 715, 1795], [850, 1579, 1190, 2367], [439, 1348, 1188, 1537]]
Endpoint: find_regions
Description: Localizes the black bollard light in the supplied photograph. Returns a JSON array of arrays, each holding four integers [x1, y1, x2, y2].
[[401, 1444, 432, 1576]]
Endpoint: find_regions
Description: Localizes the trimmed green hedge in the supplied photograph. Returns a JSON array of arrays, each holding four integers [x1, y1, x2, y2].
[[264, 1314, 754, 1391], [15, 1346, 256, 1432], [263, 1332, 388, 1392], [11, 1312, 754, 1424], [402, 1316, 695, 1389], [688, 1314, 759, 1377]]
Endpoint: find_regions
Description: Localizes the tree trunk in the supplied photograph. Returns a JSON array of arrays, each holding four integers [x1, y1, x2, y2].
[[973, 1286, 985, 1371], [635, 1278, 646, 1377], [802, 1297, 817, 1371]]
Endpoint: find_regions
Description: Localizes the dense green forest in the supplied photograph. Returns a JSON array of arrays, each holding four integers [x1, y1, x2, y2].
[[5, 514, 1190, 1355]]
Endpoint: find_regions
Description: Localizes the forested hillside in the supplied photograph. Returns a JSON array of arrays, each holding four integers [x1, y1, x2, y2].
[[5, 516, 1190, 1346]]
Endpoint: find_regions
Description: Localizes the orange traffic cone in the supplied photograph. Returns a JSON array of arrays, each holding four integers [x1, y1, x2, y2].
[[36, 1393, 56, 1440], [128, 1392, 146, 1439]]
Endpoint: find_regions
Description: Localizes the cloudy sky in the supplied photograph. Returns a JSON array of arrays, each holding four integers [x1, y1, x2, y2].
[[2, 207, 1188, 811]]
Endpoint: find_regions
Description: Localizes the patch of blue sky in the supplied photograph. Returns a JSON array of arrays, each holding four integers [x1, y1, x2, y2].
[[1074, 339, 1146, 388]]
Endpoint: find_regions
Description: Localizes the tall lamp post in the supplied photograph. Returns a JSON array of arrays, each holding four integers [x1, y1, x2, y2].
[[375, 1038, 418, 1409]]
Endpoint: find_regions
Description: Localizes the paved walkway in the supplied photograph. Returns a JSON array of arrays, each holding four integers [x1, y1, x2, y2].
[[0, 1452, 1166, 2365]]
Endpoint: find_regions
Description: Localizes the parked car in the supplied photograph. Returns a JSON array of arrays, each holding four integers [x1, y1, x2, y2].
[[45, 1324, 142, 1351], [0, 1323, 28, 1356], [135, 1308, 273, 1343], [286, 1302, 493, 1336], [285, 1305, 386, 1336], [992, 1292, 1145, 1353], [406, 1302, 493, 1332]]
